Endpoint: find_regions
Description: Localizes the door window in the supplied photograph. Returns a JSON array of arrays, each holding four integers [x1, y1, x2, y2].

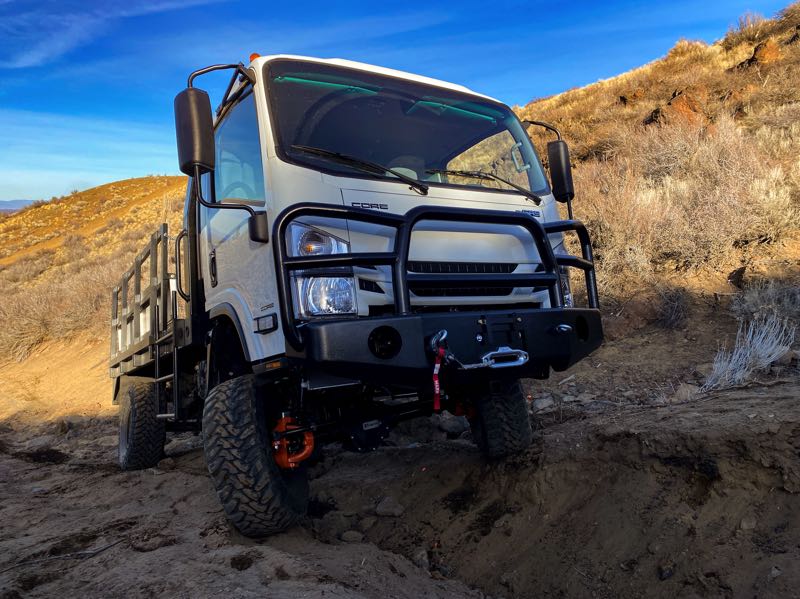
[[214, 90, 266, 203]]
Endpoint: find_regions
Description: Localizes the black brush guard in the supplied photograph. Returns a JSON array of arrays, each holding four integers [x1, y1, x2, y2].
[[273, 203, 602, 384]]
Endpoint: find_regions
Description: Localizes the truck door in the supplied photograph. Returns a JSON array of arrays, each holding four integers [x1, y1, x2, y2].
[[198, 88, 275, 359]]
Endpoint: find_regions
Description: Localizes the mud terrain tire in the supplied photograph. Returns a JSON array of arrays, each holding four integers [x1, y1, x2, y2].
[[471, 379, 532, 459], [202, 375, 309, 537], [118, 376, 166, 470]]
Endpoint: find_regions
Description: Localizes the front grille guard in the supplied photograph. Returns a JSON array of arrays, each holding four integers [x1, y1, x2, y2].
[[273, 203, 599, 351]]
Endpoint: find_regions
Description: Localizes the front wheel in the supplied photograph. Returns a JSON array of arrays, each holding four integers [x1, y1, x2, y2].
[[470, 379, 533, 459], [202, 375, 308, 537]]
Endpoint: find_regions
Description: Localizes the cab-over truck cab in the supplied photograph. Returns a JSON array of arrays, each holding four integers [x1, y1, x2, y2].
[[109, 55, 602, 537]]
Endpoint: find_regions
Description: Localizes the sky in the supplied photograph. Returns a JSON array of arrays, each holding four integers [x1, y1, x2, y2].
[[0, 0, 791, 201]]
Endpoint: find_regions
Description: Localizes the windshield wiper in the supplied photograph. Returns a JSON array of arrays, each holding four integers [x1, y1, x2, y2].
[[290, 145, 429, 196], [426, 168, 541, 205]]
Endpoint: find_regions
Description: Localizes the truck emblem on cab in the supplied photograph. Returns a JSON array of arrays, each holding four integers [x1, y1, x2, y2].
[[517, 209, 541, 218], [351, 202, 389, 210]]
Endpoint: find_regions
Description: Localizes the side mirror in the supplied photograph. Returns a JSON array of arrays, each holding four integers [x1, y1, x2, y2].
[[248, 213, 270, 244], [547, 140, 574, 204], [174, 88, 215, 176]]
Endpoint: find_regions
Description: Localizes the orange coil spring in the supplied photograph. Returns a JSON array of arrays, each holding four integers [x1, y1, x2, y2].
[[272, 416, 314, 469]]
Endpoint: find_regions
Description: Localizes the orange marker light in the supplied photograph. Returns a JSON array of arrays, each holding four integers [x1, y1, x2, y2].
[[249, 53, 261, 63]]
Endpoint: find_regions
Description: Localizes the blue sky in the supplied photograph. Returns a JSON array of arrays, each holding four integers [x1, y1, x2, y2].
[[0, 0, 790, 201]]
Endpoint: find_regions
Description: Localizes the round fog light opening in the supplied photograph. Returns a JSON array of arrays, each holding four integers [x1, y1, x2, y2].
[[368, 326, 402, 359]]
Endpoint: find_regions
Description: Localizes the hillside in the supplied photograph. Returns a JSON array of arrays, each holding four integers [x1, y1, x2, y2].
[[0, 176, 185, 360], [522, 4, 800, 300]]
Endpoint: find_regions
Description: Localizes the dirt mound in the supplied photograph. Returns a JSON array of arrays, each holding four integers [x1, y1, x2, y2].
[[0, 421, 482, 599], [1, 384, 797, 598], [310, 389, 800, 598]]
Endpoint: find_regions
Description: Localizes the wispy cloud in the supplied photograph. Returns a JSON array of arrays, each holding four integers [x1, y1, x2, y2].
[[0, 0, 224, 68], [134, 10, 453, 67]]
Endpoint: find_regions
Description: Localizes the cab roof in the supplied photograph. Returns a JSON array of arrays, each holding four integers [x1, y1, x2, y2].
[[250, 54, 501, 104]]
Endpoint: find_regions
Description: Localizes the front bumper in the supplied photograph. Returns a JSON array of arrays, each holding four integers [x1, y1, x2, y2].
[[274, 203, 603, 386], [290, 307, 602, 386]]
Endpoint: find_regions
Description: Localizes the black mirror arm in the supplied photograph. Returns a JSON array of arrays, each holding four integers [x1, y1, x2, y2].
[[191, 167, 254, 216], [187, 63, 255, 88], [187, 63, 256, 118], [191, 166, 269, 243], [522, 120, 562, 140]]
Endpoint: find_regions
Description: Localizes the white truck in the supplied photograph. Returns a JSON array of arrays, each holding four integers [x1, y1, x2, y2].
[[109, 55, 602, 537]]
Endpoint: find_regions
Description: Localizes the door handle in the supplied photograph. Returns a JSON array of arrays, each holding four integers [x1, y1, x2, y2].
[[209, 249, 218, 287]]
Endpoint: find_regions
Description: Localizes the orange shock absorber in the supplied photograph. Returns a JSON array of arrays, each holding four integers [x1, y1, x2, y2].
[[272, 415, 315, 469]]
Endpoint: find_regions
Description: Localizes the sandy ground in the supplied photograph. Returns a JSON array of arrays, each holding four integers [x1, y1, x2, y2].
[[1, 304, 799, 598]]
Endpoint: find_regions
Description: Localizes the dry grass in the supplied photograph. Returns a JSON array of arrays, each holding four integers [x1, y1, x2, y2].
[[521, 2, 800, 299], [575, 116, 797, 291], [0, 249, 55, 284], [655, 286, 690, 329], [721, 13, 774, 51], [0, 177, 185, 361], [731, 279, 800, 321]]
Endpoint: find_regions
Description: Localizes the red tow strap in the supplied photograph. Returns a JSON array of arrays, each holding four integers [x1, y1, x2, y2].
[[432, 346, 446, 412]]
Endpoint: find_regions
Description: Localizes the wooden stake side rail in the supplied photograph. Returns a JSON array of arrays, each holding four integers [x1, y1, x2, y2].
[[109, 224, 181, 377]]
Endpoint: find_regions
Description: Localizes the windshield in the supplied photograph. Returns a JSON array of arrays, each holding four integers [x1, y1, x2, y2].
[[264, 59, 550, 196]]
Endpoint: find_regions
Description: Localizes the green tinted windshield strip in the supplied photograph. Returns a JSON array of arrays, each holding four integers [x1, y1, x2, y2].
[[273, 74, 379, 95], [407, 100, 498, 123]]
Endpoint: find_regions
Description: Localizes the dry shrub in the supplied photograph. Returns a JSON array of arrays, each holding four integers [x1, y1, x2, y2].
[[94, 217, 124, 237], [57, 234, 87, 265], [722, 12, 773, 52], [702, 314, 796, 390], [666, 39, 714, 62], [732, 279, 800, 321], [0, 177, 186, 362], [779, 2, 800, 29], [0, 257, 126, 361], [655, 286, 690, 329], [0, 249, 55, 284], [575, 115, 798, 292]]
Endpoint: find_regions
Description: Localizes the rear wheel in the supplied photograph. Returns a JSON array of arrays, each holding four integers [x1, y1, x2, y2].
[[470, 379, 532, 459], [117, 376, 166, 470], [202, 374, 309, 537]]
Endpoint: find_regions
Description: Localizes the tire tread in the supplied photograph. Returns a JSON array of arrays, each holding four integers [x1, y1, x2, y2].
[[473, 379, 532, 459], [202, 375, 307, 537], [118, 377, 166, 470]]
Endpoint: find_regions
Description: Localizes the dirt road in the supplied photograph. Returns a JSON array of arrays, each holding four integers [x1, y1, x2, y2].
[[1, 380, 798, 598]]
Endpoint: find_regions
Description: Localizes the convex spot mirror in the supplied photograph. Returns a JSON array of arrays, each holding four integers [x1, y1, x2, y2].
[[248, 213, 270, 244]]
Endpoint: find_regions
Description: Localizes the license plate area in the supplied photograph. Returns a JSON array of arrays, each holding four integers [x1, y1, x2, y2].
[[479, 313, 526, 350]]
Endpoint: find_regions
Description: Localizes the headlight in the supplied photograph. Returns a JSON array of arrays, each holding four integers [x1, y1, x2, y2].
[[288, 224, 356, 318], [297, 276, 357, 317]]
